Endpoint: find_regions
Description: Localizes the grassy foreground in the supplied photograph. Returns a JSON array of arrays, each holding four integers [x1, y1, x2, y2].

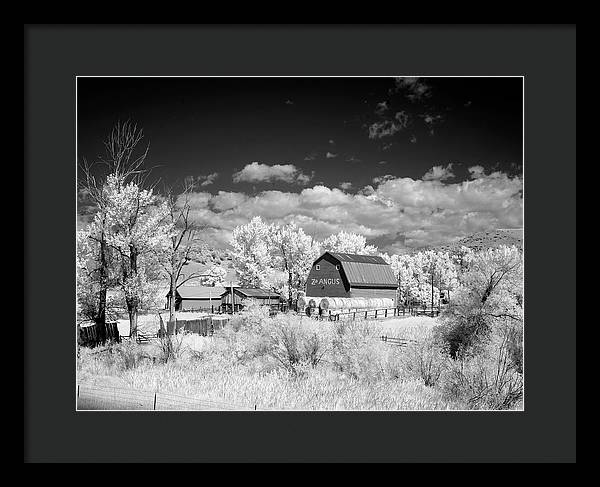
[[77, 308, 520, 410]]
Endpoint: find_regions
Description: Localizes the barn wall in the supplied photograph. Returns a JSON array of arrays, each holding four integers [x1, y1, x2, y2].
[[180, 298, 220, 310], [350, 287, 397, 304], [305, 254, 349, 297], [221, 292, 241, 306], [221, 292, 279, 307]]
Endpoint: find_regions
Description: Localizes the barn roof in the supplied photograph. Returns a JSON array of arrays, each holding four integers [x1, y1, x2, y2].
[[221, 288, 281, 299], [328, 252, 388, 265], [320, 252, 397, 287], [168, 286, 226, 299]]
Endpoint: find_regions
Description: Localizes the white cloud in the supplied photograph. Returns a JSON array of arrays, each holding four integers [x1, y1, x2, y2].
[[285, 99, 294, 105], [326, 152, 338, 159], [368, 120, 403, 139], [232, 162, 312, 185], [421, 113, 444, 125], [372, 175, 396, 186], [200, 172, 219, 186], [393, 77, 432, 101], [185, 173, 219, 187], [339, 182, 353, 191], [394, 111, 409, 128], [375, 101, 389, 116], [423, 164, 455, 181], [468, 165, 486, 179], [185, 169, 523, 251]]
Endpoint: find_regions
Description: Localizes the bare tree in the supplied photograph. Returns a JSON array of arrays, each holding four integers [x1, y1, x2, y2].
[[159, 181, 209, 327]]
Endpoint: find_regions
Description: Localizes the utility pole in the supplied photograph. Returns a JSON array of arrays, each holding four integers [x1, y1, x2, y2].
[[431, 264, 435, 314]]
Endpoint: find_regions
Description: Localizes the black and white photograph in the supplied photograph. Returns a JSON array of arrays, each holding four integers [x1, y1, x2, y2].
[[75, 75, 524, 411]]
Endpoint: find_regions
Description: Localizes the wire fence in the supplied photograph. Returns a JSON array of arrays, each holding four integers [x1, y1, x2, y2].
[[76, 383, 276, 411]]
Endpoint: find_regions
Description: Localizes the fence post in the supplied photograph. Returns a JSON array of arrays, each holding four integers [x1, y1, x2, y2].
[[375, 309, 378, 318], [364, 311, 368, 319], [153, 392, 157, 411], [77, 384, 80, 398]]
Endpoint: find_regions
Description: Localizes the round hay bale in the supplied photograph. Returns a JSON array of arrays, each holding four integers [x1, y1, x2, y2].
[[319, 298, 330, 310], [382, 298, 393, 309]]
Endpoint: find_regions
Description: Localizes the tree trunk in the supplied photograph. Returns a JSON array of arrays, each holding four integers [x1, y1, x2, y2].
[[96, 230, 108, 327], [169, 274, 177, 324], [128, 305, 138, 339], [128, 245, 139, 339], [288, 271, 293, 309]]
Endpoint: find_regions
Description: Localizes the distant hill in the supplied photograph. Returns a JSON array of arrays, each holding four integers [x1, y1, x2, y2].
[[181, 248, 238, 285], [421, 229, 523, 254]]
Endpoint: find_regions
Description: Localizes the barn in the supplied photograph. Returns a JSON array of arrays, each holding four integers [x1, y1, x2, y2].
[[305, 252, 398, 304], [220, 287, 282, 312], [165, 285, 227, 312]]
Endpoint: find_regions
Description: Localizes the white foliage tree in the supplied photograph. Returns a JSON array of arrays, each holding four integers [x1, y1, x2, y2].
[[320, 231, 379, 255], [103, 174, 173, 337], [200, 265, 228, 287], [230, 216, 275, 288], [271, 222, 321, 306]]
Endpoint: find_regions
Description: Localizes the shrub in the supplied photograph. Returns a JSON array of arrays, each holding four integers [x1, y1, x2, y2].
[[266, 315, 331, 376], [229, 301, 270, 332], [399, 330, 448, 387], [440, 326, 523, 409], [113, 340, 147, 370], [156, 332, 187, 364], [330, 319, 391, 382]]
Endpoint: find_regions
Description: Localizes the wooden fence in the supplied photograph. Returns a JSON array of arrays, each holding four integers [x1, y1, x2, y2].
[[166, 316, 230, 337], [77, 321, 121, 348], [379, 335, 419, 347], [307, 306, 441, 321]]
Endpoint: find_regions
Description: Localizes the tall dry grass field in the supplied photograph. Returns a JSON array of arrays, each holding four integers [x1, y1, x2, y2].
[[77, 304, 521, 410]]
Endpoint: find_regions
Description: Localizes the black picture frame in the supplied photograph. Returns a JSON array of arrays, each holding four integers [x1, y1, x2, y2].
[[24, 24, 576, 463]]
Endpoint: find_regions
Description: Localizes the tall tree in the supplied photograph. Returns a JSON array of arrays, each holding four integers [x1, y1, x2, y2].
[[103, 174, 172, 338], [320, 231, 379, 255], [199, 265, 228, 287], [271, 222, 321, 306], [230, 216, 276, 288], [78, 121, 151, 328], [158, 183, 209, 325]]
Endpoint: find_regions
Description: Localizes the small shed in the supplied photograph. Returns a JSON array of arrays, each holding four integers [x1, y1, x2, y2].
[[165, 285, 226, 311], [305, 252, 397, 304], [220, 287, 282, 312]]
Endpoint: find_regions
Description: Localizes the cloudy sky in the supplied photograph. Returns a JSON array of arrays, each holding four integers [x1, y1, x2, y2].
[[77, 76, 523, 253]]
